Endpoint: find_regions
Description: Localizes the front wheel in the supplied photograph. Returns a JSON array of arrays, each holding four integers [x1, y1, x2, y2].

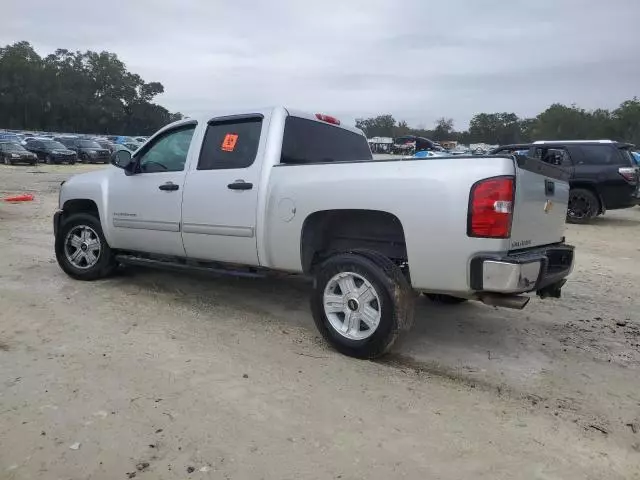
[[311, 251, 414, 359], [3, 156, 12, 165], [55, 213, 116, 280], [567, 188, 599, 224]]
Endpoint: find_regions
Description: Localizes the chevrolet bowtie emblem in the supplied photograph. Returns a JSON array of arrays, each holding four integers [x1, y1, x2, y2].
[[544, 200, 553, 213]]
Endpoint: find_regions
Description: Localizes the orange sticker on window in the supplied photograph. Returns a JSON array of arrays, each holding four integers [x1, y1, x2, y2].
[[221, 133, 238, 152]]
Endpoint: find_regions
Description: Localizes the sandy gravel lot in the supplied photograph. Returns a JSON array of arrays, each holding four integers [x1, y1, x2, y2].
[[1, 164, 639, 479]]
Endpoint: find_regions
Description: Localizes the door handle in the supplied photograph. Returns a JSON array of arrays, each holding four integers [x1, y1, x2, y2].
[[227, 180, 253, 191], [545, 179, 555, 196], [158, 182, 179, 191]]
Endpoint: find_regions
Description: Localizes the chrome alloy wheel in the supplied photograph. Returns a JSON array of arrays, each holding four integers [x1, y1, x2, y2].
[[64, 225, 102, 269], [323, 271, 382, 340]]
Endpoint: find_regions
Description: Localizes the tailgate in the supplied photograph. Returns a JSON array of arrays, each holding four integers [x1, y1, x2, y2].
[[509, 157, 570, 250]]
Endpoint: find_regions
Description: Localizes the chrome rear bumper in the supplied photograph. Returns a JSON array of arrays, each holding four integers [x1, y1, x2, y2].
[[470, 244, 574, 296]]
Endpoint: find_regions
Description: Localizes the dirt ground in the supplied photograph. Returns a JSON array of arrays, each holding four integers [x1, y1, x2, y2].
[[1, 164, 639, 480]]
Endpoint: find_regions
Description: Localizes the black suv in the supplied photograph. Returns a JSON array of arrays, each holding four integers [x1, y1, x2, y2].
[[25, 139, 77, 164], [54, 137, 111, 164], [490, 140, 639, 223]]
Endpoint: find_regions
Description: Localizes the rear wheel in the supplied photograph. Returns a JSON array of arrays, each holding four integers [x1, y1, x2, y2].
[[567, 188, 599, 224], [424, 293, 468, 304], [311, 251, 414, 359], [45, 155, 54, 165], [55, 213, 116, 280]]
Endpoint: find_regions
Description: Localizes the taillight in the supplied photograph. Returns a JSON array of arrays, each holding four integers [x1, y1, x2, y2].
[[315, 113, 341, 125], [618, 167, 638, 184], [468, 176, 514, 238]]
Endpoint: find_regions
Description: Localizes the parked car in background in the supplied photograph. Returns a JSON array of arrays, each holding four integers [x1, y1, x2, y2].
[[108, 143, 138, 164], [0, 132, 21, 143], [490, 140, 640, 223], [91, 138, 116, 153], [0, 141, 38, 165], [22, 136, 50, 146], [54, 107, 574, 358], [392, 135, 441, 155], [54, 137, 111, 163], [414, 150, 450, 158], [25, 139, 77, 164]]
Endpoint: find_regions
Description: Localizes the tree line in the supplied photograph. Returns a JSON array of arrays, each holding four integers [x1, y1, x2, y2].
[[0, 41, 183, 135], [356, 99, 640, 146]]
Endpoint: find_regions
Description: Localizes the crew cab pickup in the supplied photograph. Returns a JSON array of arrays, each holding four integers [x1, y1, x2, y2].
[[54, 107, 575, 358]]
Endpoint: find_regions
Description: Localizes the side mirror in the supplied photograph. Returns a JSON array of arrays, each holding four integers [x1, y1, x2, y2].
[[112, 150, 133, 169]]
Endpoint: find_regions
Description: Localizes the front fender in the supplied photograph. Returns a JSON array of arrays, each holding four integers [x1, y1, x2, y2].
[[59, 168, 114, 243]]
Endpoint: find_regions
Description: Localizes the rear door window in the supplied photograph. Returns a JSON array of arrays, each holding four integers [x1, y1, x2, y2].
[[281, 116, 372, 164], [531, 147, 573, 167], [578, 145, 618, 165], [197, 117, 263, 170]]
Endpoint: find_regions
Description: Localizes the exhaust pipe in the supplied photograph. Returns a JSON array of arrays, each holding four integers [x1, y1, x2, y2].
[[480, 294, 530, 310]]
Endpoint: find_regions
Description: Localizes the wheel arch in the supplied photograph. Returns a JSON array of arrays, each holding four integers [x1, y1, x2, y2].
[[62, 198, 100, 221], [300, 209, 408, 274]]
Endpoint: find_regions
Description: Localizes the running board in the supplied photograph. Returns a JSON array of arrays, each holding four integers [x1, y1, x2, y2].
[[115, 254, 266, 279], [479, 294, 530, 310]]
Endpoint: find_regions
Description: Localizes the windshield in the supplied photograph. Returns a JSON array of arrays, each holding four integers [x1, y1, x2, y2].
[[0, 142, 26, 152], [79, 140, 101, 148], [42, 140, 66, 149]]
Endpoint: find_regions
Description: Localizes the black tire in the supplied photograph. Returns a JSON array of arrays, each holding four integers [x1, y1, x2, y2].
[[310, 250, 414, 359], [45, 154, 54, 165], [68, 159, 76, 165], [567, 188, 599, 224], [424, 293, 468, 304], [55, 213, 117, 281], [3, 155, 12, 165]]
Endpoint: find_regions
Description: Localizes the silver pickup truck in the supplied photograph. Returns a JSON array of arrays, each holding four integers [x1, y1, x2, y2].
[[54, 107, 574, 358]]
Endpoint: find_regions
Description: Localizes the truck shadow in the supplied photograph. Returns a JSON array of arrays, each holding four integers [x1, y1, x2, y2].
[[115, 266, 516, 364]]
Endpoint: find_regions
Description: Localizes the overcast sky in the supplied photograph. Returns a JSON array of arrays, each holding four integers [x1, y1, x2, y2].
[[4, 0, 640, 129]]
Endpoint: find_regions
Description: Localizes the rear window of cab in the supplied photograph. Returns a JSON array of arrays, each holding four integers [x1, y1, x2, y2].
[[280, 116, 372, 164]]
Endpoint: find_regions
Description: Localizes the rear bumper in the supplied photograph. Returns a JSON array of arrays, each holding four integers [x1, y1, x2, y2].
[[470, 244, 574, 296], [601, 185, 639, 210]]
